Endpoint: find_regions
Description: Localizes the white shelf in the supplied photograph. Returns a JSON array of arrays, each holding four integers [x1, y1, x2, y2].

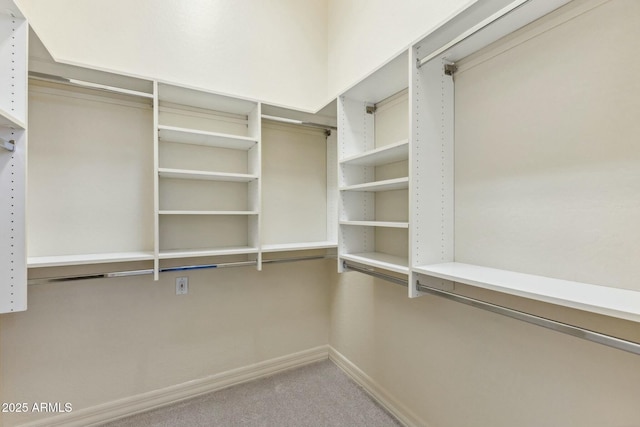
[[0, 106, 26, 130], [340, 139, 408, 166], [158, 168, 257, 182], [340, 220, 409, 229], [341, 252, 409, 274], [158, 83, 257, 115], [261, 241, 337, 253], [28, 251, 155, 268], [340, 177, 408, 192], [159, 246, 259, 260], [158, 125, 257, 150], [159, 210, 258, 216], [413, 262, 640, 323]]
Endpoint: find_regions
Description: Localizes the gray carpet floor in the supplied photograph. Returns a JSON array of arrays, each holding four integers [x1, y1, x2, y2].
[[100, 359, 402, 427]]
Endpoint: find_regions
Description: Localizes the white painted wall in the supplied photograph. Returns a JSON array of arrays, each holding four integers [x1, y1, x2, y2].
[[327, 0, 474, 97], [16, 0, 328, 112]]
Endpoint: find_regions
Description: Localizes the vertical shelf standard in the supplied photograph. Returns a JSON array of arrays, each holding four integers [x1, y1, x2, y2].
[[0, 2, 27, 313]]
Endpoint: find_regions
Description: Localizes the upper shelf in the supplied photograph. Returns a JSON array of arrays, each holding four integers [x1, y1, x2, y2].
[[413, 262, 640, 323], [158, 83, 257, 115], [158, 125, 257, 150], [340, 140, 408, 166]]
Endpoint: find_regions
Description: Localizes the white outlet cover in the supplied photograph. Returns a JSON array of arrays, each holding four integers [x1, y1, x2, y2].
[[176, 277, 188, 295]]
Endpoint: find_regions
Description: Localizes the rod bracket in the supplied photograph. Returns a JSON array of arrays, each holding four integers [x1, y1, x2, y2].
[[365, 105, 377, 115], [1, 138, 15, 152], [444, 63, 458, 76]]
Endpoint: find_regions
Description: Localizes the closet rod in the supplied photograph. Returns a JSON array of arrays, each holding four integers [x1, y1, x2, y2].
[[342, 262, 409, 287], [28, 72, 154, 99], [417, 0, 530, 68], [28, 254, 333, 285], [1, 137, 15, 152], [342, 261, 640, 356], [261, 114, 337, 132]]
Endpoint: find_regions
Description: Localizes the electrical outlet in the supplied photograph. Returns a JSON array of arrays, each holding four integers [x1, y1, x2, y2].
[[176, 277, 188, 295]]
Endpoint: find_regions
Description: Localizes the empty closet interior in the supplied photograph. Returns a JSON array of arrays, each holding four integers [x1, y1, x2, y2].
[[1, 0, 640, 425]]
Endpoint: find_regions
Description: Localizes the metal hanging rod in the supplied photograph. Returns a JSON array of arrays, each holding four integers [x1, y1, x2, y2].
[[1, 137, 15, 152], [261, 114, 337, 133], [28, 72, 153, 99], [417, 0, 531, 68], [342, 261, 640, 356], [342, 262, 409, 287], [28, 254, 333, 285]]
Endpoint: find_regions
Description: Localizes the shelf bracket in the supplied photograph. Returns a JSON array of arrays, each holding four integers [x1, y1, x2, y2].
[[1, 138, 15, 152], [443, 63, 458, 76]]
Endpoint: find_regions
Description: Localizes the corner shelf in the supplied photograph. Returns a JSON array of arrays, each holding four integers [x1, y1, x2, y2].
[[28, 251, 155, 268], [340, 177, 408, 192], [413, 262, 640, 322], [158, 125, 257, 150], [341, 252, 409, 274], [158, 168, 257, 182], [340, 139, 408, 166]]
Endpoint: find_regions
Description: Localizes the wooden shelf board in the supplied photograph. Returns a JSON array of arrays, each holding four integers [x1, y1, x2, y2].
[[28, 251, 154, 268], [341, 252, 409, 274], [158, 168, 257, 182], [159, 210, 258, 216], [158, 125, 257, 150], [340, 139, 408, 166], [262, 241, 337, 253], [413, 262, 640, 323], [341, 177, 408, 192], [340, 220, 409, 229], [159, 246, 258, 259], [0, 106, 26, 130]]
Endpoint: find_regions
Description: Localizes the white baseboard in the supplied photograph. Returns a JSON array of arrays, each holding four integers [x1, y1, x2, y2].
[[328, 347, 427, 427], [19, 345, 329, 427]]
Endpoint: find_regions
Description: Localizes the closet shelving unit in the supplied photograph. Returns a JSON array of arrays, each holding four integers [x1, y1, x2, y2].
[[154, 82, 262, 275], [25, 31, 156, 270], [260, 103, 338, 255], [0, 0, 27, 313], [409, 0, 575, 299], [405, 0, 640, 325], [337, 52, 410, 275]]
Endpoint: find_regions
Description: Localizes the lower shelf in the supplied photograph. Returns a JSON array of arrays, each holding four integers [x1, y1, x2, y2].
[[262, 241, 337, 253], [413, 262, 640, 322], [341, 252, 409, 274], [28, 251, 155, 268], [159, 246, 259, 260]]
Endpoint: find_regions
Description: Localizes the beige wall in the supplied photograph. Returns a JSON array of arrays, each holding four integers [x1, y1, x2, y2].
[[15, 0, 476, 111], [1, 260, 331, 426], [330, 273, 640, 427], [327, 0, 473, 98], [16, 0, 328, 111], [330, 1, 640, 427]]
